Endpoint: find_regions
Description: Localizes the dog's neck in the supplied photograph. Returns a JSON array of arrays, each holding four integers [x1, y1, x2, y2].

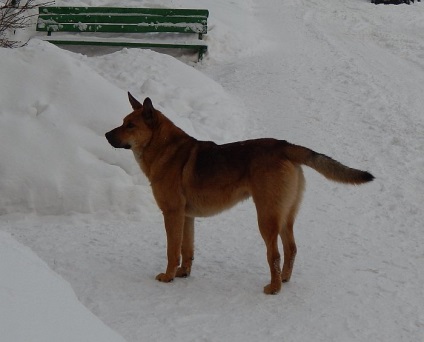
[[135, 113, 195, 181]]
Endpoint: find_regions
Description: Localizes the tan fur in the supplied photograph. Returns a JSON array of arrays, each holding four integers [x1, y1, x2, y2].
[[105, 93, 374, 295]]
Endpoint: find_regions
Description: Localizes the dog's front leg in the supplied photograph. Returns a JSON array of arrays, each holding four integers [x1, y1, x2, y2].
[[156, 210, 185, 283], [176, 216, 194, 278]]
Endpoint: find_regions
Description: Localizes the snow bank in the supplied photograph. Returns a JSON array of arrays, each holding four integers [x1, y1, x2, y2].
[[0, 230, 126, 342], [0, 41, 131, 215], [0, 39, 245, 216]]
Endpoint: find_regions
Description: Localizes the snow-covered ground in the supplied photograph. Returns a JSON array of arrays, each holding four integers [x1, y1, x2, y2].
[[1, 0, 423, 341], [0, 230, 127, 342]]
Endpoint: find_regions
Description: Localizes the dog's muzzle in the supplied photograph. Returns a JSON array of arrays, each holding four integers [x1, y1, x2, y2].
[[105, 130, 131, 149]]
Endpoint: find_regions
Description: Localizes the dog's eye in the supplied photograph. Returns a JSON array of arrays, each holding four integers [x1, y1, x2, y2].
[[126, 122, 135, 129]]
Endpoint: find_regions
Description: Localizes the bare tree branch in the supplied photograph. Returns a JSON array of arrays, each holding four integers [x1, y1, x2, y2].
[[0, 0, 54, 48]]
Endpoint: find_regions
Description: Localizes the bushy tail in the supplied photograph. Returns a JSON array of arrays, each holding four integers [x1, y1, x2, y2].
[[281, 141, 374, 185]]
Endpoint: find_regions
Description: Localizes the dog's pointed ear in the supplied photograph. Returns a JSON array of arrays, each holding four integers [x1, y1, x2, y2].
[[141, 97, 157, 127], [128, 92, 142, 110]]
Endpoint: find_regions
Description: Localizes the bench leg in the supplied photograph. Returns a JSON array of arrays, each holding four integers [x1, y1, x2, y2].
[[198, 47, 207, 61]]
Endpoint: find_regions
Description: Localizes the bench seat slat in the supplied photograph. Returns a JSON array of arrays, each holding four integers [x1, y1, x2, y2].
[[37, 23, 206, 34], [38, 14, 207, 26], [40, 37, 207, 59], [42, 39, 207, 50]]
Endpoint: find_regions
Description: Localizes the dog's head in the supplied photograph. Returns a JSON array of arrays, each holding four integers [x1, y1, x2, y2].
[[105, 92, 158, 150]]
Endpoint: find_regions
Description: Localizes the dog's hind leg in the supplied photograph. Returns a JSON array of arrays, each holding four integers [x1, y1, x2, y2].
[[176, 216, 194, 278], [280, 168, 304, 283], [257, 213, 282, 294], [280, 214, 297, 283], [254, 199, 283, 294]]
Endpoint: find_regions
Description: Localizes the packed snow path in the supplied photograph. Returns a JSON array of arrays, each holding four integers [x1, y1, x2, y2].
[[201, 0, 424, 341]]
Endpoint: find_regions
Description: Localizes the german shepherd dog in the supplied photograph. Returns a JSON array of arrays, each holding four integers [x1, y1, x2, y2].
[[105, 93, 374, 294]]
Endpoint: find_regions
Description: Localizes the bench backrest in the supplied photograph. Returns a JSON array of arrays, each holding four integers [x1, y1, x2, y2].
[[37, 7, 209, 36]]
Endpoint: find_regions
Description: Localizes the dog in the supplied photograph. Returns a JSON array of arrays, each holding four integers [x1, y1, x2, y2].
[[105, 93, 374, 294]]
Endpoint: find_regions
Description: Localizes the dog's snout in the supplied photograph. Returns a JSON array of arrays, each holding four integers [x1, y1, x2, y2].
[[105, 129, 131, 149]]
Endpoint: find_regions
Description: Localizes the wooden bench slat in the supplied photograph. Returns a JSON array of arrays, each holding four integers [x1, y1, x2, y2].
[[37, 15, 207, 34], [38, 14, 207, 25], [42, 38, 208, 59], [38, 6, 209, 17], [37, 23, 206, 34], [43, 39, 208, 50]]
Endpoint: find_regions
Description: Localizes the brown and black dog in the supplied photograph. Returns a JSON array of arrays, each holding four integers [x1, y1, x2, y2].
[[105, 93, 374, 294]]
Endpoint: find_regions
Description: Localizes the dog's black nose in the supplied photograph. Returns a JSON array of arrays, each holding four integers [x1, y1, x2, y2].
[[105, 131, 116, 147], [105, 131, 114, 144]]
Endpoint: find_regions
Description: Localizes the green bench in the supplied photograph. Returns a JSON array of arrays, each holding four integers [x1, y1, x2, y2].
[[36, 6, 209, 61]]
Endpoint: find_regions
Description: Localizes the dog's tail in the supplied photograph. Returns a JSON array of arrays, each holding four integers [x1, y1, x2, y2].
[[281, 141, 374, 185]]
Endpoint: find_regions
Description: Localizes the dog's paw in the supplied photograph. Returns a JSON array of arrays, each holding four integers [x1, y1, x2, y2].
[[281, 267, 293, 283], [155, 273, 174, 283], [175, 267, 191, 278], [263, 283, 281, 295], [281, 273, 292, 283]]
